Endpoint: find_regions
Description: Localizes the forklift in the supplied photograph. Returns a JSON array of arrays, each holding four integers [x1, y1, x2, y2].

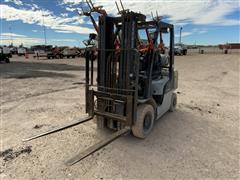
[[24, 1, 178, 165]]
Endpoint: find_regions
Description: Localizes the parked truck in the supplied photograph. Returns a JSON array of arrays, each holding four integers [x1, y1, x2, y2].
[[17, 47, 27, 56], [0, 47, 10, 63], [62, 48, 79, 58], [174, 43, 187, 55]]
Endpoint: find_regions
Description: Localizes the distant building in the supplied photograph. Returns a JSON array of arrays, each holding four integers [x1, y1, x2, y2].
[[219, 43, 240, 49], [31, 45, 53, 51]]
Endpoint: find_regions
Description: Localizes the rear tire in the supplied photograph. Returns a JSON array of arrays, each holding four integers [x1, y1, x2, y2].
[[169, 93, 177, 112], [132, 104, 155, 139], [5, 58, 10, 63], [183, 50, 187, 55]]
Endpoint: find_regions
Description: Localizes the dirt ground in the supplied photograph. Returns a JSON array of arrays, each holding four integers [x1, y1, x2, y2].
[[0, 53, 239, 179]]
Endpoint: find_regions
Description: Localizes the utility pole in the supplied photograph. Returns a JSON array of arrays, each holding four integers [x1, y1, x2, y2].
[[179, 27, 183, 44], [42, 11, 47, 45], [9, 25, 13, 46]]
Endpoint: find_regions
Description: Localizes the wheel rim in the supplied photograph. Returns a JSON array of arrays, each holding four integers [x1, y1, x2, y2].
[[143, 113, 152, 132]]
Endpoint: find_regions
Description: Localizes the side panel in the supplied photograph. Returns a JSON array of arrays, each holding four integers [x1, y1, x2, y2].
[[156, 90, 173, 119]]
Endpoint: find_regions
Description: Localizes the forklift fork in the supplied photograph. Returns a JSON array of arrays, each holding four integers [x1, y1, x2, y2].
[[23, 116, 130, 165], [66, 127, 130, 166], [22, 116, 93, 142]]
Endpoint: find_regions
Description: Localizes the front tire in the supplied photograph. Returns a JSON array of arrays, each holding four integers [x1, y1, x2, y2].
[[5, 58, 10, 63], [169, 93, 177, 112], [132, 104, 155, 139]]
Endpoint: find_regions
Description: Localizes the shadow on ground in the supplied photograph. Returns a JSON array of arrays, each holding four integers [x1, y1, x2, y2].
[[0, 61, 96, 79]]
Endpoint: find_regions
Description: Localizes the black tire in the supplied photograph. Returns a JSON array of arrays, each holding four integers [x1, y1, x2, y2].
[[169, 93, 177, 112], [132, 104, 155, 139], [183, 50, 187, 55], [5, 58, 10, 63]]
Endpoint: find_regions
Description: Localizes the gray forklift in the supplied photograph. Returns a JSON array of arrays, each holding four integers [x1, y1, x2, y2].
[[24, 1, 178, 165]]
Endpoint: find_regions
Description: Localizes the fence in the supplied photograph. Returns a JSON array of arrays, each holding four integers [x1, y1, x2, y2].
[[187, 47, 240, 54]]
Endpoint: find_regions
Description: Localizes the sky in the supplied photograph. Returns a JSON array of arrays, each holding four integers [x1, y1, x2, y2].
[[0, 0, 239, 47]]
